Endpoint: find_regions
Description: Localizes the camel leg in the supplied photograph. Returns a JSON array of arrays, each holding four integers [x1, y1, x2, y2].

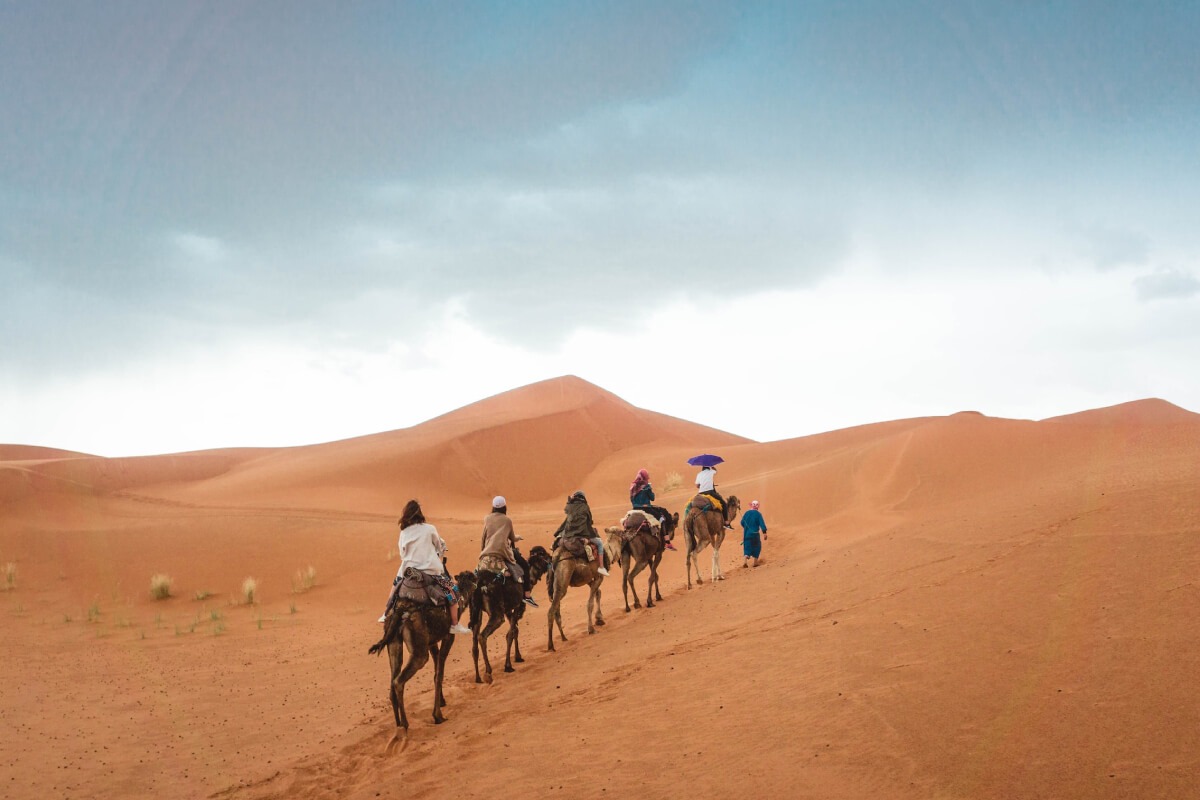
[[387, 641, 404, 728], [504, 615, 519, 672], [627, 559, 647, 610], [548, 587, 568, 652], [479, 608, 505, 684], [586, 585, 596, 634], [646, 555, 659, 607], [621, 554, 632, 612], [512, 620, 524, 663], [471, 620, 483, 684], [594, 581, 605, 627], [392, 630, 428, 730], [430, 641, 447, 724]]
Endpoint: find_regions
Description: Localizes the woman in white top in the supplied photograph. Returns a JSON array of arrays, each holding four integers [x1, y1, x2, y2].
[[695, 466, 731, 529], [380, 499, 471, 635]]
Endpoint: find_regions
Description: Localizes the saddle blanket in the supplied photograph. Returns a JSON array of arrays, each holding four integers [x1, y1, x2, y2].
[[558, 537, 598, 562], [621, 509, 661, 534], [396, 567, 452, 606], [688, 493, 722, 514]]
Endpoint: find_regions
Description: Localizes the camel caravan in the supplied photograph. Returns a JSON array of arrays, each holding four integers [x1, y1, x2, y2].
[[369, 456, 750, 730]]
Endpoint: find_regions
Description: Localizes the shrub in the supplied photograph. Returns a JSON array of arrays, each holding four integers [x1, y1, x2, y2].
[[242, 577, 258, 605], [193, 589, 212, 601], [293, 565, 317, 593], [663, 471, 683, 492], [3, 562, 15, 591], [87, 601, 101, 623], [149, 574, 173, 600]]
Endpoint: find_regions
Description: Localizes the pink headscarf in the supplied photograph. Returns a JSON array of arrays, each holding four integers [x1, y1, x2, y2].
[[629, 468, 650, 496], [750, 500, 760, 510]]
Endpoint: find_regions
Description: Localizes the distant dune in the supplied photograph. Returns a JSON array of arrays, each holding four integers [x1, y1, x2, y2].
[[2, 379, 1197, 799]]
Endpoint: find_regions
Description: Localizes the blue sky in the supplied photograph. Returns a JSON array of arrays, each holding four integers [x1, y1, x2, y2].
[[2, 2, 1198, 455]]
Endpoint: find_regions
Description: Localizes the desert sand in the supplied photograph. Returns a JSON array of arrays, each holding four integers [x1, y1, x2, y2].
[[2, 375, 1198, 799]]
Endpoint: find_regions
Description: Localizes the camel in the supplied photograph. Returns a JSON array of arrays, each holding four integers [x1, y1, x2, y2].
[[604, 509, 679, 612], [367, 570, 477, 730], [536, 543, 606, 652], [683, 494, 740, 589], [469, 547, 552, 683]]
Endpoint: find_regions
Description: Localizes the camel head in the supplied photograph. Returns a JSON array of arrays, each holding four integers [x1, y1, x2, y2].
[[661, 511, 680, 540], [454, 570, 477, 609], [527, 545, 553, 585], [724, 496, 740, 524]]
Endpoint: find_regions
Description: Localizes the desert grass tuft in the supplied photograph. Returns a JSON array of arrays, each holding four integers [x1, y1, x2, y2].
[[193, 589, 212, 601], [3, 562, 16, 591], [241, 577, 258, 605], [293, 565, 317, 593], [87, 600, 101, 623], [289, 601, 297, 614], [149, 573, 173, 600], [663, 471, 683, 492]]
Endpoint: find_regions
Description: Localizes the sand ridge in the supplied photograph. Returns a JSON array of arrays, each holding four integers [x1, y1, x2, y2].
[[2, 378, 1198, 799]]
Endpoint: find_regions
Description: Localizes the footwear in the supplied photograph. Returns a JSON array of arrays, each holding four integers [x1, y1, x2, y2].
[[597, 567, 610, 576], [723, 524, 734, 530], [523, 596, 539, 608], [377, 614, 386, 623], [664, 542, 677, 551], [450, 623, 472, 635]]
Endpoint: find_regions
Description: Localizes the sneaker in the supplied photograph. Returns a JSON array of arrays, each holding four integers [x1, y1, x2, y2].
[[377, 614, 387, 623], [723, 524, 734, 530], [523, 596, 539, 608], [664, 542, 677, 551], [597, 567, 610, 576], [450, 623, 472, 635]]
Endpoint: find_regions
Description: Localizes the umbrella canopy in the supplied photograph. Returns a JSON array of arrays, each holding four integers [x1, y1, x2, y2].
[[686, 454, 725, 467]]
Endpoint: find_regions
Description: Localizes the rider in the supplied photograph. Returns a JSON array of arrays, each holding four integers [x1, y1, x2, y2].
[[552, 490, 609, 575], [479, 495, 538, 607], [380, 499, 472, 634], [630, 468, 675, 550], [695, 466, 732, 530]]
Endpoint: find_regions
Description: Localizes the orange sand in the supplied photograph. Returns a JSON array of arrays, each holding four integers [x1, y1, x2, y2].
[[2, 376, 1198, 799]]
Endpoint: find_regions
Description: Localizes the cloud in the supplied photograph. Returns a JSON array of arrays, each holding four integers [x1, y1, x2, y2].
[[1133, 269, 1200, 302], [1079, 225, 1150, 271]]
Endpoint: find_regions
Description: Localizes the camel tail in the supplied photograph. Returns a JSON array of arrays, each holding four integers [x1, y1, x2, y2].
[[368, 603, 411, 655]]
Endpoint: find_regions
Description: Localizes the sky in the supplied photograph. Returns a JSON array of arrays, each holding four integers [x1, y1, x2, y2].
[[2, 1, 1199, 457]]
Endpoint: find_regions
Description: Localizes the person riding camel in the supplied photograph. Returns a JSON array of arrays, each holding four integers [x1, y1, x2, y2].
[[695, 466, 732, 530], [629, 468, 676, 550], [552, 490, 609, 576], [479, 495, 538, 607], [379, 499, 472, 634]]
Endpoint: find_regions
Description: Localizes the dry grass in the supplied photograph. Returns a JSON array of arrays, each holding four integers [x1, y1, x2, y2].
[[3, 562, 16, 591], [149, 574, 173, 600], [662, 471, 683, 492], [293, 565, 317, 593], [242, 577, 258, 605]]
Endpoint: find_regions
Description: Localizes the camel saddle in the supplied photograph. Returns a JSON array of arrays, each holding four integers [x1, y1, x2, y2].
[[475, 553, 510, 579], [396, 567, 450, 606], [557, 536, 597, 562], [688, 493, 723, 515], [616, 510, 660, 545]]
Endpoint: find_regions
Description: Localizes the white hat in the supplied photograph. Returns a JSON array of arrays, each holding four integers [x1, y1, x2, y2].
[[492, 495, 506, 509]]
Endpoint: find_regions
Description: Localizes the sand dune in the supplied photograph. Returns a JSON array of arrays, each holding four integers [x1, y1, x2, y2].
[[2, 379, 1197, 799]]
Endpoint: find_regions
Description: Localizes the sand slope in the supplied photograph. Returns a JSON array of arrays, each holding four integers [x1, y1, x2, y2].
[[2, 379, 1198, 799]]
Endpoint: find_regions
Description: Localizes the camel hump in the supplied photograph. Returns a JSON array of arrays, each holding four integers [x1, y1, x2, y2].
[[622, 509, 659, 532], [689, 494, 722, 514]]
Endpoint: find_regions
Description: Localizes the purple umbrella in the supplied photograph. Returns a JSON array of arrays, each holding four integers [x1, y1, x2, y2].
[[686, 454, 725, 467]]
